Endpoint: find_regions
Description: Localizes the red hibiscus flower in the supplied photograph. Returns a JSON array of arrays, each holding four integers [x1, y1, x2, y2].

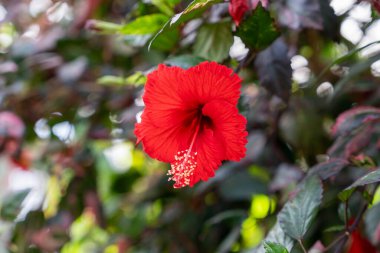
[[134, 62, 247, 188]]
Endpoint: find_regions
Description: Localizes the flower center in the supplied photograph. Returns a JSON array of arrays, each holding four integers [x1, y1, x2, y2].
[[167, 111, 204, 188]]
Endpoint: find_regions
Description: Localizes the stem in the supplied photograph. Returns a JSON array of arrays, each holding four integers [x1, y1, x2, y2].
[[333, 236, 349, 253], [323, 232, 349, 252], [348, 203, 368, 233], [329, 183, 379, 252], [344, 200, 349, 230], [234, 50, 256, 73], [298, 239, 307, 253], [310, 40, 380, 86]]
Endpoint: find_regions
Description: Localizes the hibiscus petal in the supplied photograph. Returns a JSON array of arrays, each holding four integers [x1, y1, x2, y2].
[[135, 110, 194, 163], [189, 127, 226, 186], [143, 64, 183, 111], [202, 100, 248, 161], [135, 64, 195, 162], [180, 62, 242, 106]]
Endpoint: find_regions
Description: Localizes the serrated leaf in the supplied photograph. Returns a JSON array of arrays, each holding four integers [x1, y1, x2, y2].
[[121, 14, 169, 35], [193, 21, 233, 62], [256, 222, 294, 253], [263, 242, 289, 253], [309, 158, 349, 180], [339, 168, 380, 201], [149, 0, 222, 48], [254, 38, 292, 100], [236, 3, 280, 50], [0, 189, 30, 221], [164, 55, 205, 69], [278, 176, 323, 240]]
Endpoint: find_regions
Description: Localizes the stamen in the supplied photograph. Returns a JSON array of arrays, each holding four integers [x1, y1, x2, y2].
[[167, 118, 201, 188]]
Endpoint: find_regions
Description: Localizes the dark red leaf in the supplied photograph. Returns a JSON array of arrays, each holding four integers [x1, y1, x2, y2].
[[332, 106, 380, 137]]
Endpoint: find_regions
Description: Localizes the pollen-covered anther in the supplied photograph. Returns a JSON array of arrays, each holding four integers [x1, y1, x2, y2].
[[168, 150, 198, 188]]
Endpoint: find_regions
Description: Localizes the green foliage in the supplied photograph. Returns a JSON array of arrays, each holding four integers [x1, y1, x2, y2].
[[339, 168, 380, 201], [236, 4, 280, 51], [278, 176, 323, 240], [121, 14, 169, 35], [263, 242, 289, 253], [0, 189, 30, 221], [194, 21, 233, 62], [97, 72, 146, 86], [149, 0, 222, 48], [165, 55, 206, 68]]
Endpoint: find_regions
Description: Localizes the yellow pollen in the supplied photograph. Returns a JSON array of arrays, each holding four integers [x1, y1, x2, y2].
[[168, 116, 202, 188]]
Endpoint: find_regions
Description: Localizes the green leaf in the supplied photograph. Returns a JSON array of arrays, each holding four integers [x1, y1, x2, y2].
[[278, 176, 323, 240], [263, 242, 289, 253], [150, 28, 179, 51], [149, 0, 222, 49], [164, 55, 205, 69], [205, 210, 247, 228], [125, 72, 147, 86], [121, 14, 169, 35], [0, 189, 30, 221], [152, 0, 181, 16], [339, 168, 380, 201], [333, 51, 380, 96], [193, 21, 233, 62], [236, 3, 280, 50], [97, 76, 126, 86], [324, 225, 345, 233], [97, 72, 146, 86], [256, 221, 294, 253], [170, 0, 222, 26], [310, 40, 380, 86]]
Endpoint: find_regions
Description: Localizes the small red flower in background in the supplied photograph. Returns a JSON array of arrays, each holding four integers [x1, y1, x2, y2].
[[135, 62, 247, 188], [374, 0, 380, 14], [229, 0, 249, 26], [229, 0, 269, 25], [348, 230, 377, 253]]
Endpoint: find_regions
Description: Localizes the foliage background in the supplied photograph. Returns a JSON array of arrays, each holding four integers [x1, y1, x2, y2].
[[0, 0, 380, 252]]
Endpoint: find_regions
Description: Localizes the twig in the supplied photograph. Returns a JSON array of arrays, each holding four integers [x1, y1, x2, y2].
[[323, 232, 349, 252], [344, 200, 349, 230], [298, 239, 307, 253], [234, 50, 256, 73]]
